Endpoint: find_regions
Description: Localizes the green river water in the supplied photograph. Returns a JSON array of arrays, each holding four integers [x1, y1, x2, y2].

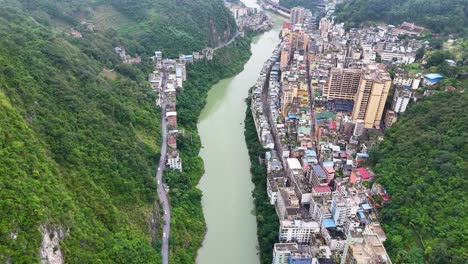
[[196, 2, 284, 263]]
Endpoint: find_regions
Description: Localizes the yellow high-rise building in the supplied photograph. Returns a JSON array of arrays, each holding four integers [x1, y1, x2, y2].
[[281, 83, 298, 117], [352, 64, 392, 129]]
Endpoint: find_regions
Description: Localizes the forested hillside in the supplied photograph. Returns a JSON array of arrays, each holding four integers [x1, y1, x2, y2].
[[335, 0, 468, 36], [369, 93, 468, 263], [0, 0, 237, 262], [19, 0, 236, 57]]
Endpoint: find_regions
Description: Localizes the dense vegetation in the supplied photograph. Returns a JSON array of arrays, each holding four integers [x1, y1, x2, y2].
[[244, 96, 280, 264], [164, 37, 253, 263], [110, 0, 237, 57], [422, 39, 468, 89], [0, 0, 239, 262], [334, 0, 468, 36], [0, 5, 161, 263], [20, 0, 236, 57], [369, 93, 468, 263]]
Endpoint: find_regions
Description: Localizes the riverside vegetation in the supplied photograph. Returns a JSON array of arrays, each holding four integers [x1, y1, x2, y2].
[[244, 95, 280, 264], [0, 0, 238, 262]]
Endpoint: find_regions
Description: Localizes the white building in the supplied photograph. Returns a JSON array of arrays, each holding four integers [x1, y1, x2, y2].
[[273, 243, 298, 264], [167, 150, 182, 171], [392, 87, 413, 113], [331, 194, 359, 227], [279, 219, 320, 244]]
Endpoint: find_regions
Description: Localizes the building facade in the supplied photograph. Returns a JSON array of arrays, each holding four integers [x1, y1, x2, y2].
[[324, 68, 362, 100], [352, 64, 391, 128]]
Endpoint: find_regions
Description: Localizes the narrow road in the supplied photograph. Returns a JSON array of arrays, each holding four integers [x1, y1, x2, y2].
[[156, 71, 170, 264]]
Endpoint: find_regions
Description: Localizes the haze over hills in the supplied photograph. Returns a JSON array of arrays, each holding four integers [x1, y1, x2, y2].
[[0, 0, 236, 262]]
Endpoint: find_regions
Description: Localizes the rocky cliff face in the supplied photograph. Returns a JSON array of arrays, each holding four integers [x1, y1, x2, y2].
[[40, 226, 66, 264]]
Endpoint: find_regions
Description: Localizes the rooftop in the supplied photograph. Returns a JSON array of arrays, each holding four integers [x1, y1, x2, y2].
[[274, 242, 298, 252], [287, 158, 302, 170], [313, 185, 331, 193]]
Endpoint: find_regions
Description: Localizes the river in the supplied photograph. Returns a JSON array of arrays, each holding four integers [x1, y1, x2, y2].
[[196, 2, 284, 263]]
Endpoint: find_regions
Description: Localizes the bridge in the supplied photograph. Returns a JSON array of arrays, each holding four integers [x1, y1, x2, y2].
[[262, 0, 291, 18]]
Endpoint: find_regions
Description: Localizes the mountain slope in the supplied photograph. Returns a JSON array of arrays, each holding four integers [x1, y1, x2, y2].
[[0, 6, 161, 262], [335, 0, 468, 36], [369, 93, 468, 263], [0, 0, 237, 262]]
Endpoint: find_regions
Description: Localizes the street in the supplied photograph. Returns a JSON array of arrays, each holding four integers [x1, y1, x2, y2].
[[156, 71, 170, 264]]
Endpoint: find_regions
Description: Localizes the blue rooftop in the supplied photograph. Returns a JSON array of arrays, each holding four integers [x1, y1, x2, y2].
[[323, 219, 336, 228], [358, 210, 366, 219], [312, 165, 327, 179], [425, 73, 443, 79], [361, 204, 372, 210]]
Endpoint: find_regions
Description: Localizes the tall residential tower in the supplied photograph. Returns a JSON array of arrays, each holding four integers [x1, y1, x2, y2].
[[352, 64, 391, 129]]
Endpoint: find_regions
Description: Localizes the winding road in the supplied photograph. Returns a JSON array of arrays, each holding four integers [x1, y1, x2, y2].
[[156, 71, 170, 264]]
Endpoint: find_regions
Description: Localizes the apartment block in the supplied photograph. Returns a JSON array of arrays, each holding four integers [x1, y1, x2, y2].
[[324, 68, 362, 100], [352, 64, 391, 128], [279, 219, 320, 243]]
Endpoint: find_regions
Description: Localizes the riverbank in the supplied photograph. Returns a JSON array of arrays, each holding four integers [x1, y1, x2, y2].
[[244, 94, 280, 264], [163, 35, 253, 263]]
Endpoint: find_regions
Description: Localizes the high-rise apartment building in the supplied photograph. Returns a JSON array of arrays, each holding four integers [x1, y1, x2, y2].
[[290, 7, 305, 25], [289, 31, 309, 52], [281, 83, 298, 117], [352, 64, 391, 129], [324, 68, 362, 100]]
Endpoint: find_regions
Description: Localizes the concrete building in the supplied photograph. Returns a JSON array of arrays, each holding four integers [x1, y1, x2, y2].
[[392, 86, 412, 113], [279, 219, 320, 244], [324, 68, 362, 100], [282, 84, 298, 117], [273, 243, 312, 264], [310, 164, 328, 187], [277, 188, 300, 220], [273, 243, 298, 264], [290, 7, 305, 26], [331, 194, 359, 226], [167, 149, 182, 171], [384, 110, 397, 128], [352, 64, 391, 129], [342, 228, 392, 264]]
